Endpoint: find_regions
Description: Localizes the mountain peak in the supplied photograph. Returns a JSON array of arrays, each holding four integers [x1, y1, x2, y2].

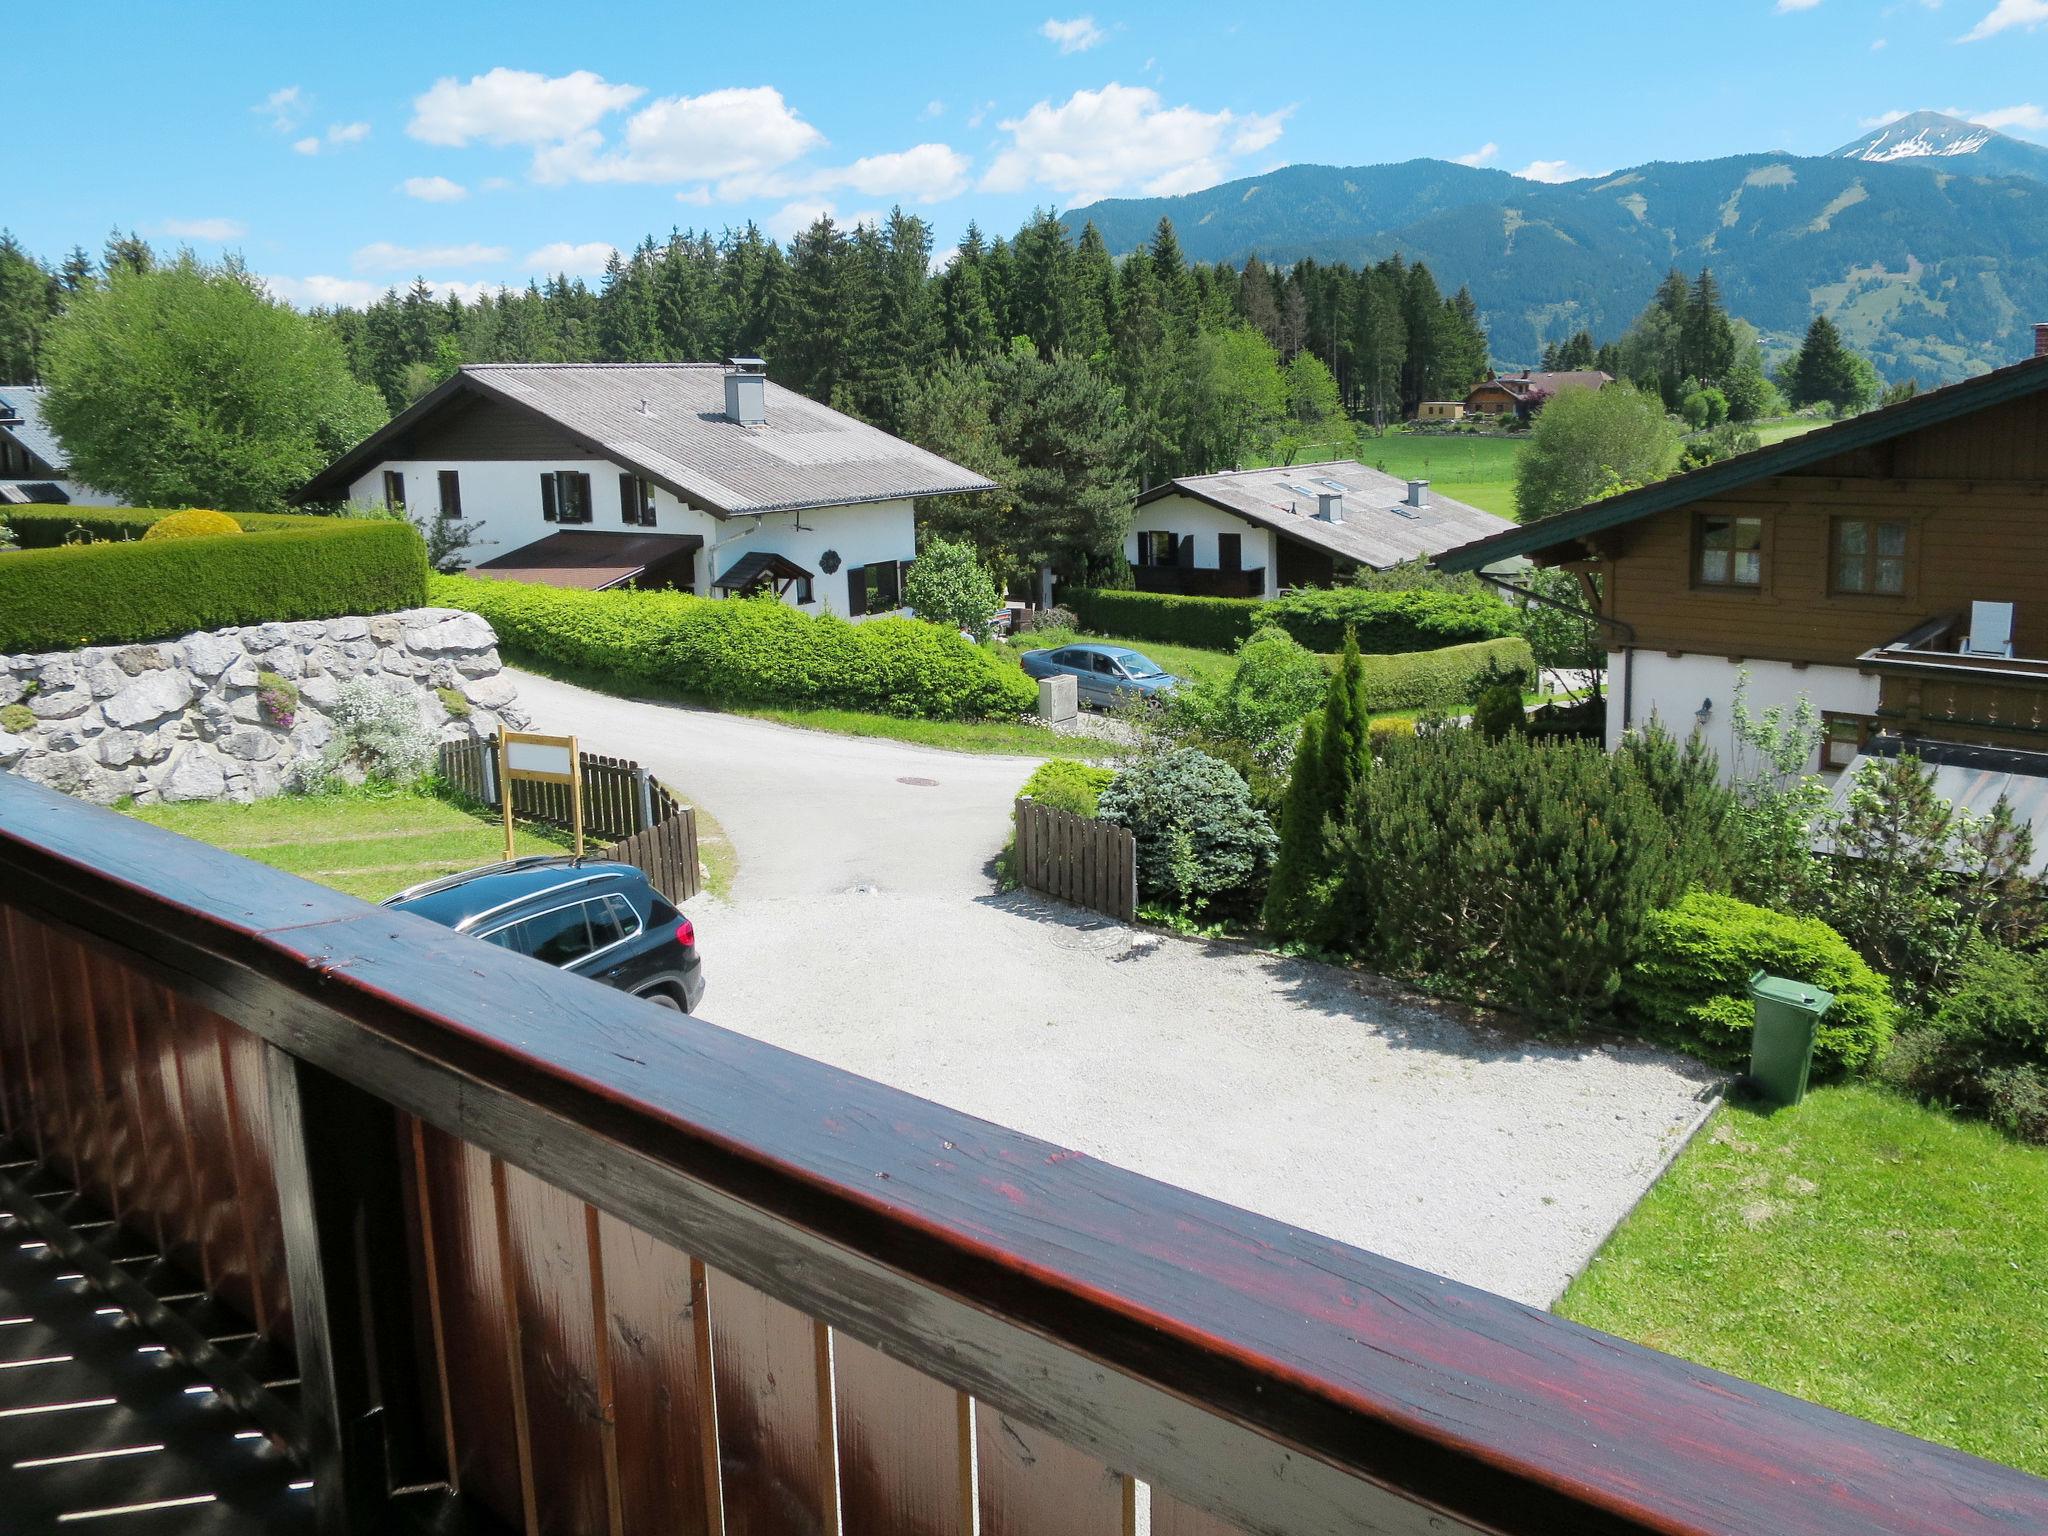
[[1834, 110, 2000, 163]]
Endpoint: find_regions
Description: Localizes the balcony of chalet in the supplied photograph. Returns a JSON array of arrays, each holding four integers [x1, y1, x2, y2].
[[1, 769, 2045, 1534], [1859, 603, 2048, 753], [1130, 564, 1268, 599]]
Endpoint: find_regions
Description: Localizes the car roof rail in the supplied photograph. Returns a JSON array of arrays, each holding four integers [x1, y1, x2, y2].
[[380, 852, 583, 906]]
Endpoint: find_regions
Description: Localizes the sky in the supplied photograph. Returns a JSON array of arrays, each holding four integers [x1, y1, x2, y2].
[[11, 0, 2048, 306]]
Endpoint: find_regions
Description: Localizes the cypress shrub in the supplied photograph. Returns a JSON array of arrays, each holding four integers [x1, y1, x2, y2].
[[1262, 632, 1371, 943], [0, 521, 428, 650], [1621, 891, 1898, 1074], [431, 574, 1038, 721]]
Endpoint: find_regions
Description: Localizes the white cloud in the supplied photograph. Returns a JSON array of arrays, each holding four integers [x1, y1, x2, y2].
[[921, 99, 945, 120], [261, 273, 380, 307], [966, 99, 996, 129], [159, 217, 247, 241], [430, 280, 513, 304], [408, 67, 645, 147], [481, 176, 513, 191], [1453, 142, 1500, 167], [1774, 0, 1822, 12], [532, 86, 823, 185], [1515, 159, 1598, 183], [1040, 15, 1108, 52], [1960, 0, 2048, 40], [256, 85, 306, 132], [524, 241, 619, 274], [353, 241, 508, 272], [1871, 36, 1889, 48], [293, 121, 373, 156], [713, 142, 971, 204], [293, 136, 322, 156], [401, 175, 468, 202], [764, 201, 883, 240], [980, 83, 1292, 200], [1858, 103, 2048, 136]]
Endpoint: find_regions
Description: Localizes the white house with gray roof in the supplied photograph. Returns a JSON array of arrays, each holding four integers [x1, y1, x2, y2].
[[299, 360, 996, 616], [1126, 461, 1519, 597], [0, 385, 122, 507]]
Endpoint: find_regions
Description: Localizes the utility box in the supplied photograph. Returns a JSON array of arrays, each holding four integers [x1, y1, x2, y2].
[[1747, 971, 1833, 1108], [1037, 673, 1077, 725]]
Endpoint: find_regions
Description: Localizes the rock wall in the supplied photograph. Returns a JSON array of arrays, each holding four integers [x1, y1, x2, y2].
[[0, 608, 529, 806]]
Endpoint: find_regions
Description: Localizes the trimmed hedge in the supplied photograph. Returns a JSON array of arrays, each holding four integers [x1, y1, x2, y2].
[[0, 521, 429, 651], [1065, 585, 1519, 655], [0, 503, 339, 548], [1358, 636, 1533, 713], [1620, 891, 1898, 1076], [432, 574, 1039, 721]]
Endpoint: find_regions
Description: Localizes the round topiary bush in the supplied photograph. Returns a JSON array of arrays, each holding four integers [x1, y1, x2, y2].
[[1620, 890, 1898, 1074], [142, 509, 243, 541], [1098, 747, 1275, 915]]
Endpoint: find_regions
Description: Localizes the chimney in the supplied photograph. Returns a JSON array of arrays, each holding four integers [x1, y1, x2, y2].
[[2034, 323, 2048, 359], [724, 356, 767, 425], [1405, 479, 1430, 510], [1316, 492, 1345, 523]]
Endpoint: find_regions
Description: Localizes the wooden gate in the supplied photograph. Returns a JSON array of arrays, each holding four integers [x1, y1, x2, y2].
[[1015, 796, 1138, 923], [437, 736, 702, 901]]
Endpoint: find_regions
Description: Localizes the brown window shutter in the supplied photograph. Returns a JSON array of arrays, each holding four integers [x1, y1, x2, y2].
[[619, 472, 637, 524], [877, 560, 900, 609], [540, 473, 558, 521], [439, 470, 462, 520], [845, 565, 866, 615]]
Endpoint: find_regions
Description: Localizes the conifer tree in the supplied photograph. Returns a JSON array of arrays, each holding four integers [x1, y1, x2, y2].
[[1261, 631, 1371, 942]]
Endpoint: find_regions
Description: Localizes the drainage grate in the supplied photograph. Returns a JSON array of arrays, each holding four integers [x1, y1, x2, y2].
[[896, 776, 939, 787]]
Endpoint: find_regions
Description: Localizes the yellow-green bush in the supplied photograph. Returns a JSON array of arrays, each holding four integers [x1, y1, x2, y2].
[[1018, 758, 1116, 818], [0, 520, 428, 651], [432, 574, 1039, 721], [142, 508, 243, 541]]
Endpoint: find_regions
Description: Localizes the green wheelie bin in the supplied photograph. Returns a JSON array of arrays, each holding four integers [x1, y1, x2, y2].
[[1747, 971, 1833, 1108]]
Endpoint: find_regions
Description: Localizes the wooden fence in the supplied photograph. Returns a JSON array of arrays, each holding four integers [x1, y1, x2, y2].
[[438, 735, 700, 901], [1015, 796, 1138, 923]]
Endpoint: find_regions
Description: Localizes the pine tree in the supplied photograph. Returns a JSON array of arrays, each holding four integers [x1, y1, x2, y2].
[[0, 232, 55, 383], [1682, 268, 1737, 387], [1789, 313, 1862, 412], [1261, 632, 1371, 943], [938, 225, 999, 358], [1065, 222, 1116, 363], [1147, 217, 1198, 334]]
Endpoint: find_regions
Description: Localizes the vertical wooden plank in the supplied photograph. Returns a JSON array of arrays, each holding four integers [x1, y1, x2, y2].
[[833, 1334, 970, 1536], [54, 932, 117, 1210], [976, 1409, 1128, 1536], [497, 1162, 620, 1536], [16, 916, 77, 1177], [1151, 1492, 1245, 1536], [168, 995, 257, 1321], [218, 1018, 292, 1341], [416, 1124, 533, 1531], [127, 974, 204, 1278], [102, 966, 162, 1250], [706, 1266, 838, 1536], [76, 946, 142, 1223], [596, 1213, 722, 1536], [0, 906, 35, 1146]]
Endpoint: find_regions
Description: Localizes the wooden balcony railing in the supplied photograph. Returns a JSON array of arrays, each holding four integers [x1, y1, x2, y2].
[[2, 770, 2046, 1535], [1861, 612, 2048, 746]]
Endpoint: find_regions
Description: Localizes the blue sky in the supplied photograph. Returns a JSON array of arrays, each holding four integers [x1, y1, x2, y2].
[[11, 0, 2048, 304]]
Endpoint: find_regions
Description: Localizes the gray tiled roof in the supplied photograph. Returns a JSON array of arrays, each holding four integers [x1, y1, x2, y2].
[[1139, 460, 1517, 569], [304, 364, 997, 516], [0, 386, 64, 471]]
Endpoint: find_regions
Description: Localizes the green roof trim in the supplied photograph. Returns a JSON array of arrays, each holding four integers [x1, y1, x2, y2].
[[1433, 353, 2048, 572]]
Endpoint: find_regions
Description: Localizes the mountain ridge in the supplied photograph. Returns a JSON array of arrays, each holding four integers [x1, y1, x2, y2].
[[1067, 140, 2048, 383]]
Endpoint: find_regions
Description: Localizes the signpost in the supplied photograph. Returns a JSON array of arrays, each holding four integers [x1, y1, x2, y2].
[[499, 730, 583, 860]]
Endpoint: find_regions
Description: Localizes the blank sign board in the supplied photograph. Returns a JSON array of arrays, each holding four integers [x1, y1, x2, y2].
[[504, 734, 576, 782]]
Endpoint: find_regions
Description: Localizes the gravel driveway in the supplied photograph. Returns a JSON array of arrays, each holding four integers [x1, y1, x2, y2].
[[510, 669, 1720, 1305]]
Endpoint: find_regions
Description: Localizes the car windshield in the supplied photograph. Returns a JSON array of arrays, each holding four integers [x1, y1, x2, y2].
[[1116, 652, 1167, 678]]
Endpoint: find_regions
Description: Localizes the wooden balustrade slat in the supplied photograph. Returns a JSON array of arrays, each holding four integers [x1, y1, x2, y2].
[[976, 1407, 1130, 1536], [595, 1212, 723, 1536], [126, 973, 204, 1283], [706, 1267, 838, 1536], [167, 996, 257, 1325], [213, 1020, 283, 1339], [21, 917, 79, 1180], [833, 1334, 972, 1536]]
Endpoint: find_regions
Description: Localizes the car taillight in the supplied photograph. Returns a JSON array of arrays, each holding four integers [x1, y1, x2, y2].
[[674, 917, 696, 949]]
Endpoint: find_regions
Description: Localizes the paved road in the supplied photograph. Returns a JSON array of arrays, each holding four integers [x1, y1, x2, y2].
[[510, 669, 1719, 1306]]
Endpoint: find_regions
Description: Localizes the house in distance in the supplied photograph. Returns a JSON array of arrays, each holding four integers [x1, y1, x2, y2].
[[1463, 368, 1612, 422], [298, 359, 996, 615], [1125, 461, 1517, 597], [0, 385, 121, 507]]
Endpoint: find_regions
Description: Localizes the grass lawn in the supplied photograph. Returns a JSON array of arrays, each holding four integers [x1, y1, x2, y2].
[[1558, 1085, 2048, 1475], [127, 783, 736, 902], [1352, 429, 1524, 520], [1751, 415, 1828, 447]]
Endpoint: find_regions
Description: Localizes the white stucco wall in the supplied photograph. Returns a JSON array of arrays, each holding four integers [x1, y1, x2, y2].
[[1127, 493, 1279, 588], [1608, 651, 1880, 780], [348, 458, 914, 615]]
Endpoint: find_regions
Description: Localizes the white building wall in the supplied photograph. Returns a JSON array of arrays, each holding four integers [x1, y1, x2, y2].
[[1126, 493, 1279, 590], [348, 459, 914, 615], [1608, 651, 1880, 780]]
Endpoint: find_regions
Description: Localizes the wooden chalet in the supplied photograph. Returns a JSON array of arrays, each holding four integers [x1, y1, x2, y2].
[[1, 771, 2045, 1532]]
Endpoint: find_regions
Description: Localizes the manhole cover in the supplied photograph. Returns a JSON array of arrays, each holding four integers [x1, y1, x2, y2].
[[896, 776, 939, 787]]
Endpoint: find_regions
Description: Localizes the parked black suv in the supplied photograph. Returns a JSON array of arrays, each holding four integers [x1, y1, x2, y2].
[[383, 856, 704, 1011]]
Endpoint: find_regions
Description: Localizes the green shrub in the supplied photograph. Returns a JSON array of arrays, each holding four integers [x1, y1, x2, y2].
[[1621, 891, 1898, 1075], [1341, 731, 1719, 1024], [0, 504, 339, 548], [0, 520, 428, 651], [1161, 625, 1328, 779], [142, 508, 243, 541], [904, 538, 1004, 640], [1470, 682, 1526, 740], [1263, 634, 1370, 944], [433, 574, 1038, 721], [1883, 942, 2048, 1143], [1064, 586, 1519, 655], [0, 703, 33, 734], [1357, 636, 1534, 713], [1099, 748, 1276, 915], [1018, 758, 1115, 818]]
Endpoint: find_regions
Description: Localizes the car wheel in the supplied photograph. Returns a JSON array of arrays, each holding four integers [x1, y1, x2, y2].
[[641, 990, 683, 1011]]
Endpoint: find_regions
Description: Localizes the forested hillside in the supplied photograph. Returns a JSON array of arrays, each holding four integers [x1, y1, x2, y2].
[[1071, 153, 2048, 381]]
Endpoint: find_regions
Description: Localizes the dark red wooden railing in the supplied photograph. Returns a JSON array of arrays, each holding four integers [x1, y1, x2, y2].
[[1, 771, 2045, 1536]]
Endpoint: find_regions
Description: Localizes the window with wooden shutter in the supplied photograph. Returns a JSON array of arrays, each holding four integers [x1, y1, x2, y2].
[[383, 470, 406, 512], [560, 471, 593, 524], [1218, 532, 1241, 571], [438, 470, 462, 520], [845, 564, 866, 615], [619, 472, 638, 524], [540, 473, 558, 521]]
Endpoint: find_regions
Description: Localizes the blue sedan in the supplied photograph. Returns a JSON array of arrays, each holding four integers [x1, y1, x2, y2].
[[1018, 643, 1184, 707]]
